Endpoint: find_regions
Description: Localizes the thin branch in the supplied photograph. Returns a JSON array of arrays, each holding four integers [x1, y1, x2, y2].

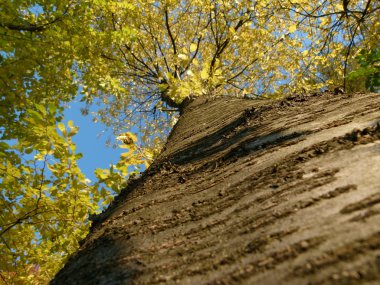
[[164, 8, 177, 56]]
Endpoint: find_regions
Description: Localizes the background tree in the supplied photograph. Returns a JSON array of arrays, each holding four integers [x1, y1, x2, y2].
[[0, 0, 379, 283], [0, 1, 146, 283], [0, 1, 113, 283]]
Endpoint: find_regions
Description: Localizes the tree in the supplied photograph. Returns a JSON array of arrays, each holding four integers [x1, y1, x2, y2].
[[80, 0, 379, 136], [1, 0, 379, 283], [52, 91, 380, 284]]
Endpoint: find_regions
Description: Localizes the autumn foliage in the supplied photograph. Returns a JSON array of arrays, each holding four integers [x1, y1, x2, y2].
[[0, 0, 379, 283]]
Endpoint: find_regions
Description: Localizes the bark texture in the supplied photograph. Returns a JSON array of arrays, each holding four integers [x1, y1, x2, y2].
[[53, 92, 380, 285]]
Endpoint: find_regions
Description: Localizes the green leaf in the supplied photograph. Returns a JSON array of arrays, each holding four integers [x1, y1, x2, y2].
[[27, 109, 44, 122], [48, 103, 58, 115], [0, 141, 9, 150], [35, 104, 47, 116]]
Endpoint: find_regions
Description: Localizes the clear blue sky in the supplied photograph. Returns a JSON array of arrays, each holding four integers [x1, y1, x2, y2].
[[63, 100, 124, 183]]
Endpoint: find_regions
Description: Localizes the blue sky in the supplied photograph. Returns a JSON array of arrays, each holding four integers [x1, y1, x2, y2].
[[63, 99, 124, 183]]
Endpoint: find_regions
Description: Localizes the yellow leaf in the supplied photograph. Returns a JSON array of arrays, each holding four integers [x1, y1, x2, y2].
[[336, 4, 343, 11], [288, 24, 297, 33], [57, 122, 66, 134], [178, 54, 188, 60], [68, 120, 74, 129], [201, 68, 209, 80], [116, 132, 137, 145], [190, 43, 198, 52]]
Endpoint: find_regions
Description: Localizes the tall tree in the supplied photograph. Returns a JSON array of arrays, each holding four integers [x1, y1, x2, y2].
[[0, 0, 379, 283], [52, 91, 380, 284]]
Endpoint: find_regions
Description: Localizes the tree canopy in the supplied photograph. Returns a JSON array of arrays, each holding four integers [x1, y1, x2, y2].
[[0, 0, 379, 283]]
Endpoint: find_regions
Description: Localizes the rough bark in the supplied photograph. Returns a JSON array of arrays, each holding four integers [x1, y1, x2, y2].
[[52, 92, 380, 285]]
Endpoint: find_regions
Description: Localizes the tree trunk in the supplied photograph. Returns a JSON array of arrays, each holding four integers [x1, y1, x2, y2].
[[52, 92, 380, 285]]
